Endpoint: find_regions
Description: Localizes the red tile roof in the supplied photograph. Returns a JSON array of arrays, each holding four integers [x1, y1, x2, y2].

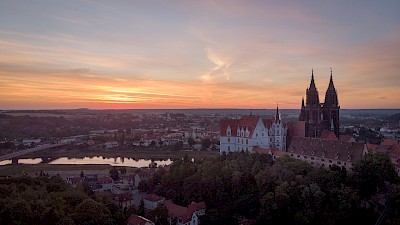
[[144, 194, 165, 202], [252, 147, 286, 157], [127, 214, 154, 225], [381, 139, 399, 146], [220, 116, 261, 137], [287, 137, 365, 162], [389, 144, 400, 159], [98, 176, 113, 184], [165, 200, 206, 223], [287, 121, 305, 137], [252, 147, 269, 154], [189, 201, 206, 211], [271, 148, 287, 157], [339, 135, 355, 142], [113, 192, 132, 203], [165, 199, 187, 218], [320, 130, 338, 141]]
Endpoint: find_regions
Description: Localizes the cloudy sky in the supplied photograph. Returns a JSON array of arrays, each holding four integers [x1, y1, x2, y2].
[[0, 0, 399, 109]]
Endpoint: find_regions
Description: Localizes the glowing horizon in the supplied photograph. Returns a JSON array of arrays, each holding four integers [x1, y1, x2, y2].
[[1, 1, 399, 110]]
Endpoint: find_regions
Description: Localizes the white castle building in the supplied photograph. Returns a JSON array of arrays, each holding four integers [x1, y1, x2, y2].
[[220, 108, 287, 154]]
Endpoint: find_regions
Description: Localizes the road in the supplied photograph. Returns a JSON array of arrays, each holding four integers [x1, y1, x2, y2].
[[0, 143, 67, 161]]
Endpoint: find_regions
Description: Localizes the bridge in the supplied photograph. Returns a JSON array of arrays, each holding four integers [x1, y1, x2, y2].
[[0, 143, 67, 161]]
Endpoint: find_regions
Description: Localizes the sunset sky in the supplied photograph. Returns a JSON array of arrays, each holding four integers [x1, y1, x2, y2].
[[0, 0, 399, 109]]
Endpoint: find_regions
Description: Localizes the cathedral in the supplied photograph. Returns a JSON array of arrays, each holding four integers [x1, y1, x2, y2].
[[299, 69, 340, 138]]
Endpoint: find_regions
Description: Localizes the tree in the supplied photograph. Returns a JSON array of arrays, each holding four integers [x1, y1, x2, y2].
[[351, 153, 399, 197], [188, 138, 195, 149], [72, 199, 114, 225], [154, 204, 169, 225], [138, 199, 145, 216], [201, 138, 211, 150], [119, 167, 127, 174], [109, 168, 119, 181]]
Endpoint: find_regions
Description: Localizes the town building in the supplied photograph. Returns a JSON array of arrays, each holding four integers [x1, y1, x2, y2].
[[126, 214, 155, 225], [220, 107, 287, 154], [164, 200, 206, 225], [299, 69, 340, 138], [287, 136, 366, 170], [143, 194, 165, 211]]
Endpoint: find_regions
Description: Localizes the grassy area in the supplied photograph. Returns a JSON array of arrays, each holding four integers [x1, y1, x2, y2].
[[0, 148, 219, 177], [0, 164, 139, 177], [23, 147, 220, 159]]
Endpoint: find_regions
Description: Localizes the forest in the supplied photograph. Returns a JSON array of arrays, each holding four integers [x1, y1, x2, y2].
[[1, 152, 399, 225], [0, 176, 128, 225], [140, 153, 400, 225]]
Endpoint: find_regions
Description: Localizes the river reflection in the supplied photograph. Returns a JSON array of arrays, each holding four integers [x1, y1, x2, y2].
[[0, 156, 173, 168]]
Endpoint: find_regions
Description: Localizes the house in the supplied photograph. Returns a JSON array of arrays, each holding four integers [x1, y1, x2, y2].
[[113, 192, 134, 211], [127, 214, 155, 225], [135, 169, 156, 188], [66, 176, 84, 188], [98, 176, 114, 191], [143, 194, 165, 211], [105, 141, 119, 149], [164, 200, 206, 225]]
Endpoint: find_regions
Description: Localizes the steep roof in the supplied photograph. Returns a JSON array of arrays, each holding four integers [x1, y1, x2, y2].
[[320, 130, 338, 141], [113, 192, 132, 203], [127, 214, 154, 225], [98, 176, 113, 184], [220, 116, 260, 137], [381, 139, 399, 147], [165, 200, 206, 223], [339, 135, 355, 142], [144, 194, 164, 202], [287, 137, 365, 162]]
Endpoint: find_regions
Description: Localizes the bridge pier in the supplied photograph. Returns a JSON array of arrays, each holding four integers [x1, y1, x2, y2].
[[11, 158, 19, 165]]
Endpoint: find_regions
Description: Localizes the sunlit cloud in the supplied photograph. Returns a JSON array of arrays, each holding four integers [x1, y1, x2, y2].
[[0, 1, 399, 109]]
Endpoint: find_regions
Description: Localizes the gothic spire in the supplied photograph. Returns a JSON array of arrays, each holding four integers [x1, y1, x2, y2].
[[301, 97, 305, 108], [307, 69, 319, 106], [327, 68, 335, 91], [324, 68, 339, 106], [275, 102, 280, 121]]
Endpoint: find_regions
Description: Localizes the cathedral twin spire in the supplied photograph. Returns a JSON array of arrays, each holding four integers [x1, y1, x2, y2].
[[305, 68, 338, 107], [300, 68, 340, 138]]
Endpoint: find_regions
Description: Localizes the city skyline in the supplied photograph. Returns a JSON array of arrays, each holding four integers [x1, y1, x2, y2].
[[1, 0, 399, 109]]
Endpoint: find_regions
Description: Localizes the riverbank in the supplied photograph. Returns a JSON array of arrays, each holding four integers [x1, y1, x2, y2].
[[0, 148, 220, 176], [0, 164, 127, 177], [22, 146, 220, 159]]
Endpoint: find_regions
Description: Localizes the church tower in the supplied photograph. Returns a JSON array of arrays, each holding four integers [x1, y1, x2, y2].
[[304, 70, 323, 138], [323, 69, 340, 137], [301, 69, 340, 138]]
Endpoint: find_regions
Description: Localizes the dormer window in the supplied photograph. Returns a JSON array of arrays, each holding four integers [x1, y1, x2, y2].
[[226, 126, 231, 136], [347, 155, 352, 161], [311, 151, 315, 156], [335, 152, 339, 159]]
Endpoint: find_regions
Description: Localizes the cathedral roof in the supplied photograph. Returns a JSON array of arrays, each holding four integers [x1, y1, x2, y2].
[[320, 130, 338, 141]]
